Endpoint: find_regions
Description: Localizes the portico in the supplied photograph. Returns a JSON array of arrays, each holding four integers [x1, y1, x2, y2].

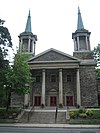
[[28, 49, 81, 107], [30, 68, 81, 107]]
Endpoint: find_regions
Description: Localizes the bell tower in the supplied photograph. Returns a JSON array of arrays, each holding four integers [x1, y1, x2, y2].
[[72, 7, 91, 52], [72, 7, 93, 59], [19, 10, 37, 56]]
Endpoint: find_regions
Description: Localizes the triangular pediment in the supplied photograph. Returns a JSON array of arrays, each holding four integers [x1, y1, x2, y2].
[[28, 48, 78, 63]]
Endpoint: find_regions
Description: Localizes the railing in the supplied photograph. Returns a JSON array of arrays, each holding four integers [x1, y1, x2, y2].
[[55, 106, 58, 123], [27, 106, 34, 122]]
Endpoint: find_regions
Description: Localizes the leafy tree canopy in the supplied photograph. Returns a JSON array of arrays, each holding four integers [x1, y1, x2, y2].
[[12, 52, 32, 94], [0, 19, 13, 108], [93, 44, 100, 67], [93, 44, 100, 80], [0, 19, 12, 57]]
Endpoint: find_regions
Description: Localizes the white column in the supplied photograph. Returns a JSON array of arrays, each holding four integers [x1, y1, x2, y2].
[[34, 43, 36, 55], [31, 39, 34, 53], [77, 36, 80, 51], [86, 36, 88, 50], [74, 38, 77, 51], [24, 94, 29, 106], [20, 39, 23, 53], [59, 69, 63, 105], [28, 38, 31, 52], [32, 38, 36, 55], [41, 69, 46, 106], [76, 69, 81, 106]]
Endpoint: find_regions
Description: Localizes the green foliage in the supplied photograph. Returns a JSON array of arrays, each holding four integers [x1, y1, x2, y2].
[[93, 44, 100, 67], [69, 109, 100, 119], [85, 109, 93, 117], [0, 19, 12, 57], [69, 111, 78, 119], [12, 52, 32, 94], [69, 111, 76, 119], [0, 19, 13, 108], [78, 108, 85, 114], [92, 110, 100, 119], [0, 108, 21, 119], [96, 69, 100, 80], [79, 113, 87, 118]]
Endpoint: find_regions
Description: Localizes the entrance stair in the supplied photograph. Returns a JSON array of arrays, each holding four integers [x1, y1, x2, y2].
[[18, 106, 71, 124]]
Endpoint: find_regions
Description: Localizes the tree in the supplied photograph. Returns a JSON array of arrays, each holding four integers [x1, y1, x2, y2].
[[0, 19, 13, 108], [12, 52, 32, 95], [93, 44, 100, 81], [93, 44, 100, 67], [0, 19, 12, 57]]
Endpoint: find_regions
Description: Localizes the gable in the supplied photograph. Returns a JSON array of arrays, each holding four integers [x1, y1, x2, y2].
[[28, 48, 78, 62]]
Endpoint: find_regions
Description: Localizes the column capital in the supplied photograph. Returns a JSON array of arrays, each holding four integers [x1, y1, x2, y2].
[[42, 69, 45, 72], [59, 68, 62, 72]]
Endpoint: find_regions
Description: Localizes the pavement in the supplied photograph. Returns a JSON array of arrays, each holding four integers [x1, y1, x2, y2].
[[0, 123, 100, 129]]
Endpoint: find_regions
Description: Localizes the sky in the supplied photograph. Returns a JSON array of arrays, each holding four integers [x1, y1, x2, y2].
[[0, 0, 100, 58]]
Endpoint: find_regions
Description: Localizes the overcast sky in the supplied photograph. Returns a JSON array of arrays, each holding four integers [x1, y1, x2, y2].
[[0, 0, 100, 57]]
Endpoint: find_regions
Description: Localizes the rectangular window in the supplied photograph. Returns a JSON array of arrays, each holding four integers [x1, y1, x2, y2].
[[36, 75, 41, 82], [67, 75, 71, 82], [50, 74, 56, 82]]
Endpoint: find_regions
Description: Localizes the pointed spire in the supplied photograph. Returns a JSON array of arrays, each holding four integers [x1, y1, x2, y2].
[[77, 6, 84, 30], [25, 10, 32, 32]]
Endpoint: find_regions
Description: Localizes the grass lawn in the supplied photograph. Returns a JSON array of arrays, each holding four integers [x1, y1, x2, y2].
[[92, 110, 100, 118]]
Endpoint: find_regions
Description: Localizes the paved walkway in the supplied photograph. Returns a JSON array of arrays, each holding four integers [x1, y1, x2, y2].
[[0, 123, 99, 128]]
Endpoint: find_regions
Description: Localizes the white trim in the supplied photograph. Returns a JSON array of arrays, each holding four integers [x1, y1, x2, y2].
[[28, 48, 79, 62]]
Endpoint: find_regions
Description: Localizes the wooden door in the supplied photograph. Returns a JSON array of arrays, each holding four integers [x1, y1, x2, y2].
[[66, 96, 73, 106], [34, 96, 41, 106], [50, 96, 57, 106]]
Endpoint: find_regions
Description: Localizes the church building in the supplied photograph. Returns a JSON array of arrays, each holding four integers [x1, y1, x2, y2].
[[11, 7, 99, 108]]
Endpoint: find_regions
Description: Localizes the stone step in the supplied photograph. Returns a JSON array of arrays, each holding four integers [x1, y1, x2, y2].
[[56, 112, 66, 123], [19, 111, 67, 124], [29, 112, 55, 124]]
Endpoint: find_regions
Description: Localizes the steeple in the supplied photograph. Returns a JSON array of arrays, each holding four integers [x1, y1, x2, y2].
[[77, 6, 84, 30], [25, 10, 32, 32], [72, 6, 91, 54], [18, 10, 37, 56]]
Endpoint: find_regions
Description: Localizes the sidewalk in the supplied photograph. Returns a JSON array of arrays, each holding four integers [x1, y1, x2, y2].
[[0, 123, 100, 128]]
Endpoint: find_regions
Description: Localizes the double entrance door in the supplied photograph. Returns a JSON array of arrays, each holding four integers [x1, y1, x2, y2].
[[34, 96, 57, 106], [34, 95, 73, 106], [50, 96, 73, 106]]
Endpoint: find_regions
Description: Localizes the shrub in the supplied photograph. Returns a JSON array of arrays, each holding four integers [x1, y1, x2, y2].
[[85, 109, 93, 117], [79, 113, 87, 118], [69, 111, 76, 119], [0, 108, 21, 119]]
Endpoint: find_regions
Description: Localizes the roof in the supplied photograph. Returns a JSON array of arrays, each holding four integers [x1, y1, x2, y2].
[[25, 10, 32, 32], [77, 6, 84, 30], [28, 48, 79, 62]]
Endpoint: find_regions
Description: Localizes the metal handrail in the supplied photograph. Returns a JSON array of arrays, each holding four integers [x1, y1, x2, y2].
[[27, 106, 34, 122]]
